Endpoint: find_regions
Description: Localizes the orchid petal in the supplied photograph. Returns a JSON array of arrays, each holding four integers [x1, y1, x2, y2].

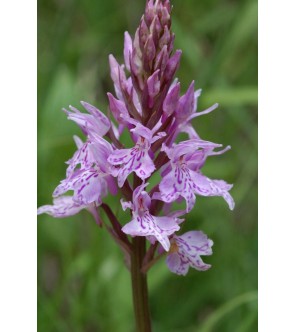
[[53, 168, 108, 205], [124, 31, 133, 71], [37, 196, 85, 218], [122, 213, 179, 251], [64, 102, 110, 137], [166, 231, 213, 275]]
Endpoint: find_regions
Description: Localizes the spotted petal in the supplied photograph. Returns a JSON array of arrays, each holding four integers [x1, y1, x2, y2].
[[158, 140, 235, 211], [122, 212, 180, 251], [37, 196, 101, 224], [191, 173, 235, 210], [166, 231, 213, 275], [108, 143, 155, 187], [157, 166, 196, 212], [66, 140, 94, 177], [162, 139, 222, 162], [66, 135, 113, 178], [53, 168, 108, 205]]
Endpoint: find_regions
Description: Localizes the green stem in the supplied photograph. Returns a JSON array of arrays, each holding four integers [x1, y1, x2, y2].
[[131, 237, 152, 332]]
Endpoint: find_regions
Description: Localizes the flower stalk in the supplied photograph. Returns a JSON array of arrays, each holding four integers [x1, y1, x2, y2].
[[131, 237, 152, 332]]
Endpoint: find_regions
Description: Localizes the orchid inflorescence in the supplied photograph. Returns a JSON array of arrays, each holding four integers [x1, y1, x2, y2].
[[38, 0, 234, 276]]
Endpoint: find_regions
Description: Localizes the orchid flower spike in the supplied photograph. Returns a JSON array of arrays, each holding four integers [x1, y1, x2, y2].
[[38, 0, 235, 278]]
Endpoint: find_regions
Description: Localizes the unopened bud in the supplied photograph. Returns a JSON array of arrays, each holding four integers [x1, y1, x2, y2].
[[160, 6, 171, 27], [124, 32, 133, 71], [150, 15, 162, 40], [163, 82, 180, 117], [144, 34, 156, 64], [107, 93, 129, 124], [139, 17, 149, 49], [159, 25, 171, 49], [177, 81, 195, 120], [147, 69, 161, 107], [145, 0, 154, 26], [164, 50, 182, 82], [155, 45, 168, 72]]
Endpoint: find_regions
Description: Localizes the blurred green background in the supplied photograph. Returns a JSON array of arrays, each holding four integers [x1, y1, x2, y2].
[[37, 0, 257, 331]]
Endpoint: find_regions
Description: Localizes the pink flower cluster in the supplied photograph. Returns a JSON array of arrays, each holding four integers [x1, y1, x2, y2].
[[38, 0, 234, 275]]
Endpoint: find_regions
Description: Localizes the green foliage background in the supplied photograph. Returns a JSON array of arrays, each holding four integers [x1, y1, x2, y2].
[[38, 0, 258, 331]]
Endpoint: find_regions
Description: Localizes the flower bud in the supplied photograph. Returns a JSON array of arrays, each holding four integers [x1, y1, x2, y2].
[[160, 6, 171, 27], [164, 50, 182, 82], [130, 48, 143, 76], [107, 93, 129, 124], [124, 32, 133, 72], [159, 25, 171, 49], [163, 82, 180, 117], [138, 17, 149, 50], [167, 33, 175, 54], [144, 0, 154, 26], [176, 81, 195, 120], [143, 34, 156, 67], [155, 45, 169, 72], [150, 15, 162, 41], [109, 54, 127, 100], [147, 69, 161, 107]]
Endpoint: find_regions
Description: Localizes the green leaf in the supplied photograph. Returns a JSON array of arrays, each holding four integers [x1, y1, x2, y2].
[[197, 291, 258, 332]]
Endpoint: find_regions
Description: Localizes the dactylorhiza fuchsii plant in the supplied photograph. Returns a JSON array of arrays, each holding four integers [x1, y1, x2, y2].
[[38, 0, 235, 330]]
